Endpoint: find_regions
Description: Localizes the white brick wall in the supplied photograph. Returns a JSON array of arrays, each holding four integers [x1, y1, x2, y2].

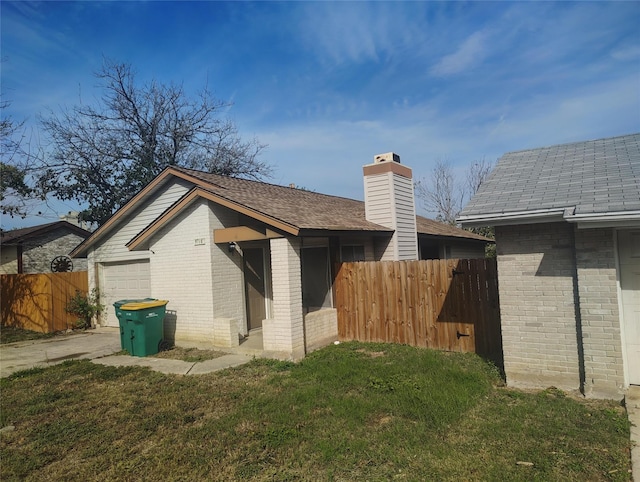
[[209, 204, 246, 338], [496, 223, 581, 392], [150, 200, 217, 344], [575, 228, 624, 398], [263, 237, 305, 359], [304, 308, 338, 352]]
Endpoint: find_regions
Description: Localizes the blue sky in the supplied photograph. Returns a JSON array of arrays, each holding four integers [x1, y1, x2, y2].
[[2, 1, 639, 230]]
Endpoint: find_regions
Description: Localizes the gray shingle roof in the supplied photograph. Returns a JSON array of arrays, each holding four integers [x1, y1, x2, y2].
[[460, 133, 640, 219]]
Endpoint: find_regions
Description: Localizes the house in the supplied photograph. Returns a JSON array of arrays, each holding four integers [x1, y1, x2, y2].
[[71, 153, 490, 360], [0, 221, 91, 274], [458, 133, 640, 399]]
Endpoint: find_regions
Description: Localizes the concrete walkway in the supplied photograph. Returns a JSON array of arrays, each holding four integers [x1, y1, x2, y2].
[[92, 351, 253, 374], [0, 327, 252, 378], [627, 386, 640, 482]]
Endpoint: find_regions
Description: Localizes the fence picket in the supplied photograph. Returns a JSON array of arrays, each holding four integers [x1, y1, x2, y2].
[[1, 272, 89, 333], [336, 259, 502, 366]]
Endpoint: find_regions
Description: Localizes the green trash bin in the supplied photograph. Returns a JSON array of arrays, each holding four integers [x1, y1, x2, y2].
[[114, 300, 168, 357], [114, 299, 155, 354]]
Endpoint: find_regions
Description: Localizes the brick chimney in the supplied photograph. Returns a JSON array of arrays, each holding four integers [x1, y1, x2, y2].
[[363, 152, 418, 261]]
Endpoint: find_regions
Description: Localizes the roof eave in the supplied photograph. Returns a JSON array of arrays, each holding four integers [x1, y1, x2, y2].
[[70, 167, 180, 257], [457, 208, 567, 228], [126, 186, 300, 251], [459, 207, 640, 229], [565, 210, 640, 229]]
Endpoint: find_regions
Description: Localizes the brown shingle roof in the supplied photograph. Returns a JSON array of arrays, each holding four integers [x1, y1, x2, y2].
[[72, 166, 490, 257], [1, 221, 90, 245], [174, 167, 488, 240]]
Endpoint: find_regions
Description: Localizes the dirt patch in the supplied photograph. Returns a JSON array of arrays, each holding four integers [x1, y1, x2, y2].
[[151, 346, 227, 363]]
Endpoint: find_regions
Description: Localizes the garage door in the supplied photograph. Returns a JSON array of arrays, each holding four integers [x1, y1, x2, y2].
[[618, 230, 640, 385], [100, 260, 151, 327]]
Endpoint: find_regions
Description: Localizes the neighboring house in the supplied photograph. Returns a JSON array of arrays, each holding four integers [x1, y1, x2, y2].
[[0, 221, 91, 274], [72, 152, 490, 360], [458, 133, 640, 399]]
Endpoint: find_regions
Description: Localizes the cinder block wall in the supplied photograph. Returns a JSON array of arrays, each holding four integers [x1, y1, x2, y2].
[[495, 223, 581, 392], [574, 227, 624, 398]]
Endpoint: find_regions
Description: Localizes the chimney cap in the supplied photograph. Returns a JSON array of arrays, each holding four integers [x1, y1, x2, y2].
[[374, 152, 400, 164]]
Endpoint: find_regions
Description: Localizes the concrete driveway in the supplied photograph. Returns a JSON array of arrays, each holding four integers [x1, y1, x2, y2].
[[0, 327, 121, 378], [0, 327, 253, 377]]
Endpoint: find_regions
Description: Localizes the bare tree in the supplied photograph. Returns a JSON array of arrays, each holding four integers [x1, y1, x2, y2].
[[466, 158, 493, 197], [37, 60, 270, 225], [416, 157, 493, 225], [1, 98, 42, 218]]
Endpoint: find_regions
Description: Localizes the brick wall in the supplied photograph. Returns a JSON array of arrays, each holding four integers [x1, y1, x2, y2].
[[304, 308, 338, 352], [149, 200, 247, 346], [150, 200, 217, 344], [209, 204, 246, 338], [496, 223, 581, 392], [574, 228, 624, 398], [263, 237, 305, 360]]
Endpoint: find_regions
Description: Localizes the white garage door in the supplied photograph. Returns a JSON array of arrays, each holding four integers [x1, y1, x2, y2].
[[100, 260, 151, 327], [618, 230, 640, 385]]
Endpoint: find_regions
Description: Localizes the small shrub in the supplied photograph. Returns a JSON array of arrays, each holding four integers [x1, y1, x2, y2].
[[65, 289, 104, 329]]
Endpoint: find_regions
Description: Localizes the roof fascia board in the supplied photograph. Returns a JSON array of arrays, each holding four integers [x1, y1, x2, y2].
[[460, 207, 640, 229], [213, 226, 283, 243], [567, 211, 640, 229], [298, 228, 393, 237], [127, 187, 299, 251], [70, 167, 179, 257], [418, 233, 492, 244], [458, 208, 566, 228]]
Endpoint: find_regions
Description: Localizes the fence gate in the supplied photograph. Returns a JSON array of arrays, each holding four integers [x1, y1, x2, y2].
[[334, 259, 502, 366]]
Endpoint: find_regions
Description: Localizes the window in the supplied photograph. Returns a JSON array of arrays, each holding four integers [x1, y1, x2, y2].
[[301, 246, 332, 312], [341, 245, 365, 262]]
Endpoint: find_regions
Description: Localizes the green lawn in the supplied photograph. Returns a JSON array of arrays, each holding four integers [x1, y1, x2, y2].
[[0, 342, 631, 481]]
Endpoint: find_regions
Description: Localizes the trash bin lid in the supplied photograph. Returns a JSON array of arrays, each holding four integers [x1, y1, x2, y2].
[[114, 298, 154, 308], [120, 300, 169, 311]]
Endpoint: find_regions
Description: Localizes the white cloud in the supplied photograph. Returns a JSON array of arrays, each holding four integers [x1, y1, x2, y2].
[[295, 3, 428, 65], [430, 30, 490, 77]]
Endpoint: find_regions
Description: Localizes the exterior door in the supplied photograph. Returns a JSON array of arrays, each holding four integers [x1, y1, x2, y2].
[[244, 248, 266, 331], [618, 230, 640, 385]]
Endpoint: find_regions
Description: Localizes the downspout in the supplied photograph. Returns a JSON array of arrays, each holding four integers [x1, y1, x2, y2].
[[569, 225, 586, 395]]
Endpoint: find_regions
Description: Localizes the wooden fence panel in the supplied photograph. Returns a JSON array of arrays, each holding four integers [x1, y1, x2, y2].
[[335, 259, 502, 367], [1, 272, 89, 333]]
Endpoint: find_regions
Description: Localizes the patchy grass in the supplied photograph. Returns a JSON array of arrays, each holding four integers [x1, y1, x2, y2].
[[0, 326, 57, 344], [0, 342, 631, 481], [152, 346, 227, 363]]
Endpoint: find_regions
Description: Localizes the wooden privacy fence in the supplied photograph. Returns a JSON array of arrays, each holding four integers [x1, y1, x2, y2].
[[1, 272, 88, 333], [335, 259, 502, 366]]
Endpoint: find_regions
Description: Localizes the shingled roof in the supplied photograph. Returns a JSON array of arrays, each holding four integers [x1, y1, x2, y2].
[[173, 167, 488, 240], [1, 221, 90, 245], [459, 133, 640, 226], [72, 165, 489, 257]]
